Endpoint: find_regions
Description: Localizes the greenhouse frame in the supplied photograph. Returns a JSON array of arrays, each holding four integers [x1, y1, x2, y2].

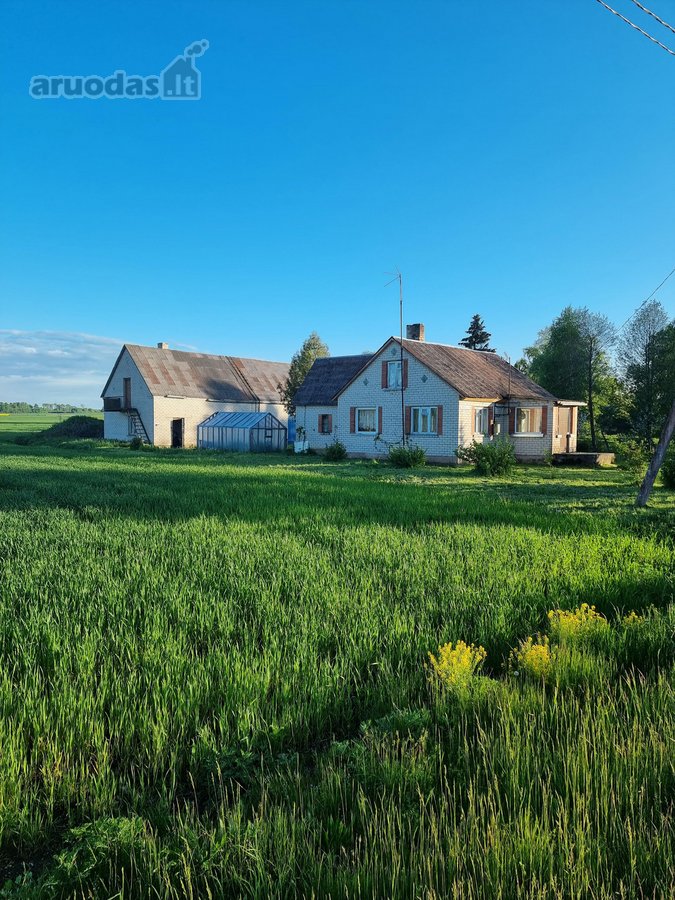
[[197, 411, 287, 452]]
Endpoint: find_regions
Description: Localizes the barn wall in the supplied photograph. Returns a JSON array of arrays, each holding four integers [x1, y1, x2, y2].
[[152, 397, 287, 447], [102, 350, 154, 443]]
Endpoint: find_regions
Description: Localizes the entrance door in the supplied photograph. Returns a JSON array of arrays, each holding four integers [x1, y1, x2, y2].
[[171, 418, 184, 448], [123, 378, 131, 410]]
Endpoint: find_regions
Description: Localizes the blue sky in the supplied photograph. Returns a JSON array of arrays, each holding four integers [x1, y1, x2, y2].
[[1, 0, 674, 405]]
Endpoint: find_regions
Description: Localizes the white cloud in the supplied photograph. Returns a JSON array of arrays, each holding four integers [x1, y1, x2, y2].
[[0, 330, 123, 406]]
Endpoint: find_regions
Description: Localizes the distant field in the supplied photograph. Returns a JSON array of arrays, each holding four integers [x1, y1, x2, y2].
[[0, 440, 673, 897], [0, 412, 103, 443]]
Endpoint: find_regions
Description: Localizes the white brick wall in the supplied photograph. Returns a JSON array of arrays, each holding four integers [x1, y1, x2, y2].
[[299, 343, 461, 463], [103, 351, 154, 443], [295, 405, 339, 449]]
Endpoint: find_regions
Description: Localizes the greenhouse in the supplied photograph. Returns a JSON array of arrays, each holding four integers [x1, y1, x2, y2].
[[197, 411, 287, 452]]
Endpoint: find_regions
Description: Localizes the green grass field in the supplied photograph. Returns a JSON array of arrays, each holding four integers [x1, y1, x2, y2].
[[0, 421, 673, 897], [0, 414, 102, 444]]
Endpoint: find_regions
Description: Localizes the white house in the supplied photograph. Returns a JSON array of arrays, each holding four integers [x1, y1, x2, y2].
[[294, 324, 582, 463], [101, 342, 289, 447]]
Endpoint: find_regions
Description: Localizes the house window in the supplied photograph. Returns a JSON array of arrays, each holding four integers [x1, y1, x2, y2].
[[411, 406, 438, 434], [474, 408, 488, 434], [515, 407, 542, 434], [357, 408, 377, 433], [319, 414, 332, 434], [387, 360, 402, 389]]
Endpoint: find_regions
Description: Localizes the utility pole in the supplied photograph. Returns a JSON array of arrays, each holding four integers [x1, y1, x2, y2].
[[386, 269, 406, 446], [636, 397, 675, 507]]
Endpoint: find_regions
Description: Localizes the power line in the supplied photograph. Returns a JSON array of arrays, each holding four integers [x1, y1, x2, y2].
[[617, 264, 675, 332], [594, 0, 675, 55], [628, 0, 675, 36]]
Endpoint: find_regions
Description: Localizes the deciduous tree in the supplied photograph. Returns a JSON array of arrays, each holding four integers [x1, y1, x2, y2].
[[278, 331, 329, 415]]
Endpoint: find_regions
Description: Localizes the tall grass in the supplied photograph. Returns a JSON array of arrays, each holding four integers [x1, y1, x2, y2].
[[0, 442, 672, 897]]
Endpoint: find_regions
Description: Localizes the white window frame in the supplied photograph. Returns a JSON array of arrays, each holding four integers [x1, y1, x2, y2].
[[319, 414, 332, 434], [474, 408, 488, 434], [411, 406, 438, 435], [514, 406, 543, 436], [356, 407, 377, 433], [387, 360, 402, 389]]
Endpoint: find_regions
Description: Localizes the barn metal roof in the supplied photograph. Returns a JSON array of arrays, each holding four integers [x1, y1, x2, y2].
[[199, 411, 285, 429], [102, 344, 289, 402]]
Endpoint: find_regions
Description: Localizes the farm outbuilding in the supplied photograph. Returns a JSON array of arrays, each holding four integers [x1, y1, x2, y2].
[[197, 411, 287, 452]]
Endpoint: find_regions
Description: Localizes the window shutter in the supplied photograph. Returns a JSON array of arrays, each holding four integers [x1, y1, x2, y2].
[[488, 406, 495, 437], [318, 413, 322, 433], [402, 359, 408, 389], [508, 407, 516, 434], [405, 406, 411, 435], [378, 407, 383, 433], [328, 414, 333, 433], [437, 405, 443, 435], [541, 405, 548, 435], [472, 406, 477, 433], [381, 362, 388, 388], [350, 407, 356, 433]]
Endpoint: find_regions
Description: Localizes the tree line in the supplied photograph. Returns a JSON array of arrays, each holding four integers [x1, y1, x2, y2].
[[0, 402, 102, 414], [514, 301, 674, 452]]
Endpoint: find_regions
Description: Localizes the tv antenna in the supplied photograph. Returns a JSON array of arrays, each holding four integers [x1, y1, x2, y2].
[[385, 268, 406, 446]]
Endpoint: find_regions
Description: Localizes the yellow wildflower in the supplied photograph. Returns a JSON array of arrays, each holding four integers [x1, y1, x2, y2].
[[547, 603, 608, 643], [510, 635, 553, 681], [428, 640, 487, 690]]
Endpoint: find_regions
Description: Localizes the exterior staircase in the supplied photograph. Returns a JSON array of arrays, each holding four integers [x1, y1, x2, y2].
[[127, 408, 150, 443]]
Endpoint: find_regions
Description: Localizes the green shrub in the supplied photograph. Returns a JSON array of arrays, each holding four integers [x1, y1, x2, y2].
[[456, 439, 515, 475], [129, 436, 143, 451], [387, 444, 426, 468], [617, 439, 649, 483], [14, 415, 103, 445], [324, 440, 347, 461], [661, 447, 675, 489]]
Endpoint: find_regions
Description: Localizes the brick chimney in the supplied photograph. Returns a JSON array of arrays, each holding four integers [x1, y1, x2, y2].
[[157, 342, 169, 349], [406, 323, 425, 342]]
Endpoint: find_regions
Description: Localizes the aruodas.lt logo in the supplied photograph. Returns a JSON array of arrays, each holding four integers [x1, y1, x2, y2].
[[29, 41, 209, 100]]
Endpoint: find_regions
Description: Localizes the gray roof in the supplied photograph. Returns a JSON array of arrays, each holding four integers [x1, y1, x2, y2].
[[199, 411, 285, 429], [293, 354, 373, 406], [102, 344, 289, 402]]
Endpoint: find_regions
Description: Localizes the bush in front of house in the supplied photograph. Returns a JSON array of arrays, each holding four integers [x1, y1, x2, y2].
[[129, 436, 143, 450], [661, 446, 675, 489], [456, 439, 515, 476], [324, 440, 347, 461], [388, 444, 426, 468]]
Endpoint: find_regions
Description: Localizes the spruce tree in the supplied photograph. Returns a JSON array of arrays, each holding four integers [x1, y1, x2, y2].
[[459, 314, 494, 351]]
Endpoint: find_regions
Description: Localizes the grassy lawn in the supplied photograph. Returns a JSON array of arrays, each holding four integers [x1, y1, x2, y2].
[[0, 413, 102, 444], [0, 439, 673, 897]]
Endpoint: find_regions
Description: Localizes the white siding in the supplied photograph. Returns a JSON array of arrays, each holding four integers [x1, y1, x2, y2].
[[102, 350, 154, 443]]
